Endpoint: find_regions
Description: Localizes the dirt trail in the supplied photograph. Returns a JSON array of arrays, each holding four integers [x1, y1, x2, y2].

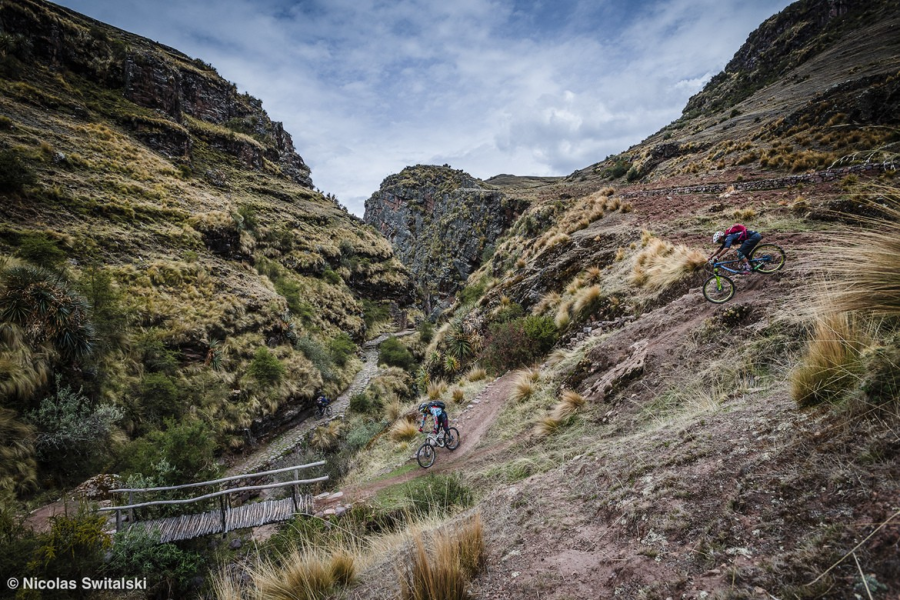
[[225, 330, 415, 477], [344, 371, 518, 502]]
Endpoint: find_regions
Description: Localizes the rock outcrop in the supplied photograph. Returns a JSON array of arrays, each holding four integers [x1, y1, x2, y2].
[[364, 165, 523, 311]]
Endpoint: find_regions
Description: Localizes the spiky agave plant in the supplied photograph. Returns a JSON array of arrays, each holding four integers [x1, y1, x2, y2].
[[0, 265, 94, 361]]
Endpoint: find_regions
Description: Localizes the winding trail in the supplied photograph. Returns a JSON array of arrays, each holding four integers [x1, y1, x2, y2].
[[224, 331, 414, 477]]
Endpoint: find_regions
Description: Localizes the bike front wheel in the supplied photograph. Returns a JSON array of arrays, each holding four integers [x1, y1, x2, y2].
[[750, 243, 786, 274], [703, 275, 736, 303], [445, 427, 460, 451], [416, 442, 436, 468]]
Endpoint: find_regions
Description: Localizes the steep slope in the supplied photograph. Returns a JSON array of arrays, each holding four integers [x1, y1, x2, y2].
[[0, 0, 411, 487], [348, 0, 900, 598]]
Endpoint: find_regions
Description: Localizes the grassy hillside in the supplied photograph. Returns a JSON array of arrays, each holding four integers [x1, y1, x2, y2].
[[0, 0, 411, 502]]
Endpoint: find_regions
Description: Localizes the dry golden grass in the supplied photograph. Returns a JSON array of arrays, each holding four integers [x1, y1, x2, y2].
[[398, 514, 485, 600], [546, 348, 571, 367], [553, 389, 585, 420], [630, 238, 706, 291], [384, 396, 403, 422], [732, 207, 757, 220], [465, 367, 487, 382], [573, 285, 601, 315], [451, 387, 466, 404], [584, 266, 602, 282], [390, 419, 420, 442], [252, 547, 334, 600], [554, 300, 572, 329], [614, 247, 627, 262], [427, 379, 448, 400], [791, 310, 866, 407], [510, 369, 538, 403], [824, 194, 900, 317], [533, 415, 563, 438], [310, 420, 343, 451]]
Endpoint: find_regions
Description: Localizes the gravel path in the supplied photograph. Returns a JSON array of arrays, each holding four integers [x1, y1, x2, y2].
[[224, 331, 414, 477]]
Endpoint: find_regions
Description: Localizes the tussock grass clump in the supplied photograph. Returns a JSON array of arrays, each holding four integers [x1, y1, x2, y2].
[[246, 546, 357, 600], [390, 419, 420, 442], [451, 387, 465, 404], [573, 285, 602, 316], [310, 420, 343, 451], [552, 390, 585, 420], [510, 368, 539, 403], [533, 415, 563, 438], [630, 237, 706, 291], [465, 367, 487, 382], [384, 396, 404, 422], [554, 300, 573, 329], [399, 514, 485, 600], [427, 379, 448, 400], [791, 312, 866, 407]]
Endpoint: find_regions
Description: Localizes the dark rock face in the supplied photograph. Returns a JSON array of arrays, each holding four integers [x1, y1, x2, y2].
[[683, 0, 894, 116], [364, 165, 523, 309], [0, 0, 313, 188]]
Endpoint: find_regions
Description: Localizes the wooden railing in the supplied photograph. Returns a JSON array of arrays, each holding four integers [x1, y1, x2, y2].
[[97, 461, 328, 536]]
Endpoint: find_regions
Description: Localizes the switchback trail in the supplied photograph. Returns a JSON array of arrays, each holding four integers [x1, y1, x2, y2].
[[224, 330, 415, 477]]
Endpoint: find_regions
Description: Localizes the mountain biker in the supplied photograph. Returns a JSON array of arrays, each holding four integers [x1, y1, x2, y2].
[[418, 400, 449, 436], [315, 393, 330, 411], [708, 224, 762, 275]]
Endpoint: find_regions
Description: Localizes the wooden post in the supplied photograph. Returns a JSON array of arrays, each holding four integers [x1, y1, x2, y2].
[[115, 509, 121, 532], [128, 492, 134, 526], [292, 469, 300, 512], [219, 496, 227, 534]]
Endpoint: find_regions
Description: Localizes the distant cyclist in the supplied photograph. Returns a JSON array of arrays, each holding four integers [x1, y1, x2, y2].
[[315, 393, 330, 412], [418, 400, 449, 436], [708, 224, 762, 275]]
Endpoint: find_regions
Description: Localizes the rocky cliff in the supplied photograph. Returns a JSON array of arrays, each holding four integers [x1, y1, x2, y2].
[[364, 165, 523, 312], [0, 0, 312, 187]]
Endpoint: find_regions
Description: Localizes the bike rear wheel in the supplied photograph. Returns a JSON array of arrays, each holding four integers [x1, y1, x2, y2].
[[324, 405, 332, 417], [416, 442, 436, 468], [750, 243, 785, 273], [703, 275, 736, 303], [445, 427, 460, 451]]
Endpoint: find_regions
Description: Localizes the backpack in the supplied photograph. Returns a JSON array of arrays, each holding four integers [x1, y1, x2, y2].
[[428, 400, 446, 410]]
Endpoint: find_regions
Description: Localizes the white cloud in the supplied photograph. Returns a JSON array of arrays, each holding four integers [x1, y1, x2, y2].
[[54, 0, 794, 215]]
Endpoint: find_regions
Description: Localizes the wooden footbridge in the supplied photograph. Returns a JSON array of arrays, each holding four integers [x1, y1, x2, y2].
[[97, 462, 327, 543]]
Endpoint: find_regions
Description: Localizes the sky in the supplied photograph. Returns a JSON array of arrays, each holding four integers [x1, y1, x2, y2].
[[54, 0, 794, 215]]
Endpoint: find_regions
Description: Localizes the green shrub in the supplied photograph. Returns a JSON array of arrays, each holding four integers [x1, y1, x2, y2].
[[418, 320, 435, 343], [139, 372, 181, 422], [248, 347, 285, 387], [27, 510, 110, 585], [123, 419, 218, 485], [625, 166, 641, 182], [362, 299, 391, 328], [458, 277, 487, 305], [296, 335, 336, 381], [0, 150, 35, 193], [17, 233, 66, 269], [493, 302, 524, 324], [77, 266, 128, 355], [603, 159, 631, 179], [323, 268, 341, 285], [329, 332, 356, 367], [345, 419, 383, 450], [104, 527, 204, 598], [400, 473, 473, 515], [27, 376, 122, 471], [480, 315, 557, 373], [379, 337, 416, 371], [136, 334, 179, 375], [349, 392, 376, 414]]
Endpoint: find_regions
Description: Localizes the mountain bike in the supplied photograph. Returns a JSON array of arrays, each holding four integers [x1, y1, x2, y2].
[[416, 427, 460, 468], [702, 243, 786, 303], [315, 402, 332, 418]]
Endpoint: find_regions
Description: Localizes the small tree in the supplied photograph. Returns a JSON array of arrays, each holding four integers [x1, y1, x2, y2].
[[248, 347, 285, 387]]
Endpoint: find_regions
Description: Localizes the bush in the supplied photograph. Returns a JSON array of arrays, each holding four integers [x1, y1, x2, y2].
[[480, 316, 557, 373], [362, 299, 391, 328], [492, 301, 524, 324], [401, 473, 473, 515], [379, 337, 416, 371], [458, 277, 487, 305], [349, 392, 377, 414], [139, 372, 181, 422], [17, 233, 66, 269], [418, 320, 435, 344], [123, 420, 218, 485], [0, 149, 35, 193], [27, 376, 122, 470], [104, 527, 204, 599], [328, 332, 356, 368], [296, 335, 335, 381], [248, 347, 285, 387], [323, 268, 342, 285], [27, 510, 110, 586]]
